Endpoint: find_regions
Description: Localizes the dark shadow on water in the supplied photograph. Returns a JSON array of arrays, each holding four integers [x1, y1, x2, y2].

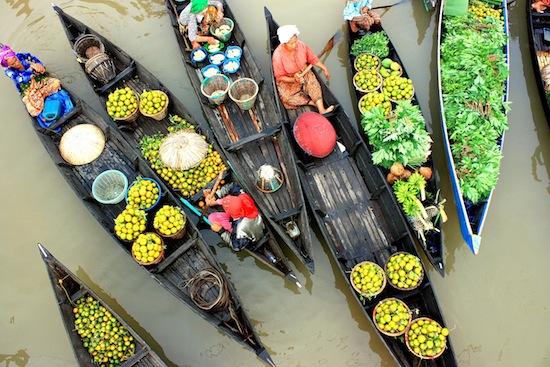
[[0, 349, 29, 367]]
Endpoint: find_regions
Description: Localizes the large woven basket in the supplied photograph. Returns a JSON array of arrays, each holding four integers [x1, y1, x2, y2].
[[372, 297, 412, 337], [139, 91, 169, 121], [73, 34, 105, 62], [404, 317, 447, 360], [156, 223, 186, 240], [115, 91, 140, 123], [350, 261, 386, 300], [229, 78, 258, 111], [84, 52, 115, 85], [384, 252, 424, 291], [201, 74, 230, 105], [131, 233, 165, 266]]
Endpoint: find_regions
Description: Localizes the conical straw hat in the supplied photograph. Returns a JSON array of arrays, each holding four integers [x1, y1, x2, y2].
[[59, 124, 105, 165], [159, 129, 208, 170]]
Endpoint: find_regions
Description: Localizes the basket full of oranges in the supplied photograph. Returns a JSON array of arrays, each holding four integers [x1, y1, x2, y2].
[[139, 89, 169, 121]]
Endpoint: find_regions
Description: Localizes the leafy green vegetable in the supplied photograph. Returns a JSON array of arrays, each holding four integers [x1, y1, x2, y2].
[[440, 11, 510, 204], [360, 101, 432, 169], [350, 31, 389, 58]]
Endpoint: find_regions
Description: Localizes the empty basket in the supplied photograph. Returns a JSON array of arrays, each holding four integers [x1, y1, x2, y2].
[[201, 74, 230, 105], [73, 34, 105, 62], [229, 78, 258, 111], [92, 170, 128, 204]]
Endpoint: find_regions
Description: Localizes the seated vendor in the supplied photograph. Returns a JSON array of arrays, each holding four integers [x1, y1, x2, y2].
[[178, 0, 224, 49]]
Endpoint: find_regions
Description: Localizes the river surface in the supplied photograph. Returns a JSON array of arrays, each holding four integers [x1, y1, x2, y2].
[[1, 0, 549, 366]]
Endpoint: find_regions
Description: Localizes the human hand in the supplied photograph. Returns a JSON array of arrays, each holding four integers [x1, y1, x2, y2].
[[211, 222, 223, 232], [217, 9, 224, 21], [533, 1, 547, 13], [294, 72, 305, 84], [208, 37, 218, 45], [31, 63, 45, 74], [324, 69, 331, 80]]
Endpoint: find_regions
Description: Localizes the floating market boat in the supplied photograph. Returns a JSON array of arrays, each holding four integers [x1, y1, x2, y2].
[[436, 0, 510, 254], [38, 243, 169, 367], [346, 22, 447, 276], [164, 0, 315, 274], [12, 60, 275, 364], [527, 1, 550, 125], [52, 4, 300, 289], [265, 7, 458, 367]]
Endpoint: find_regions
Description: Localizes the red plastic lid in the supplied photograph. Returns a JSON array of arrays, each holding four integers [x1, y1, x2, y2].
[[293, 111, 336, 158]]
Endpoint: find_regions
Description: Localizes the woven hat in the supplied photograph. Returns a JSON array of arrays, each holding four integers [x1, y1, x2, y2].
[[59, 124, 105, 165], [159, 129, 208, 170]]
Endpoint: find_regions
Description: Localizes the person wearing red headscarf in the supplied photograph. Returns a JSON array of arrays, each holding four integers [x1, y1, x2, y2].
[[204, 183, 264, 251]]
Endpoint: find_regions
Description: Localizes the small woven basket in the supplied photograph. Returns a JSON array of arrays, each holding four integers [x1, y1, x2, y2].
[[372, 297, 412, 337], [201, 74, 230, 105], [131, 233, 165, 266], [156, 223, 186, 240], [354, 53, 381, 72], [229, 78, 258, 111], [350, 261, 386, 300], [73, 34, 105, 62], [84, 52, 116, 84], [404, 317, 447, 360], [140, 91, 169, 121], [385, 252, 424, 291]]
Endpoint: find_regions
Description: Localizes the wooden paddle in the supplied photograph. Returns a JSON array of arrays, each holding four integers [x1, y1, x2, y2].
[[297, 29, 343, 78], [200, 169, 225, 223]]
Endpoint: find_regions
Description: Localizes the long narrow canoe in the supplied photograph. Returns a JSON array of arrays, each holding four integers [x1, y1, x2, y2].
[[15, 70, 275, 365], [164, 0, 315, 274], [52, 4, 301, 289], [527, 2, 550, 125], [38, 244, 169, 367], [265, 8, 458, 367], [437, 0, 510, 254], [346, 23, 446, 276]]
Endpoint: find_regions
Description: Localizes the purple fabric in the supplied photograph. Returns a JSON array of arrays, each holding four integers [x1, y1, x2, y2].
[[0, 45, 16, 67]]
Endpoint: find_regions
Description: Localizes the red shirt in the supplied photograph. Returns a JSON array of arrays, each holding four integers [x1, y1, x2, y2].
[[272, 40, 320, 82]]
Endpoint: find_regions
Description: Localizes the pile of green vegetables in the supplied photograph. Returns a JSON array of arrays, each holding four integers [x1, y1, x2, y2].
[[440, 8, 510, 204], [350, 31, 389, 58]]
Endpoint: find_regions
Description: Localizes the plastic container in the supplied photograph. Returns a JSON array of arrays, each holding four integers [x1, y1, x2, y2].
[[210, 18, 234, 42], [225, 45, 242, 60], [92, 170, 128, 204], [228, 78, 258, 111], [208, 51, 225, 66], [204, 41, 225, 54], [222, 58, 240, 74], [125, 177, 162, 212], [201, 64, 220, 78], [190, 47, 207, 63], [201, 74, 230, 105], [42, 99, 62, 122]]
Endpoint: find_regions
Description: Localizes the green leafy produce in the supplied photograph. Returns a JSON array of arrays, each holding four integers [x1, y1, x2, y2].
[[440, 10, 510, 204], [350, 31, 389, 58], [361, 101, 432, 169]]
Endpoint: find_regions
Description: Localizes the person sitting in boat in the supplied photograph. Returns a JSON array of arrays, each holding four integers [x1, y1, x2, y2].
[[532, 0, 550, 13], [178, 0, 224, 49], [343, 0, 381, 34], [204, 182, 264, 251], [272, 25, 335, 115], [1, 44, 73, 127]]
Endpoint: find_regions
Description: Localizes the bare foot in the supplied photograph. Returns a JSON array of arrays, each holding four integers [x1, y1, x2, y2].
[[320, 105, 335, 115]]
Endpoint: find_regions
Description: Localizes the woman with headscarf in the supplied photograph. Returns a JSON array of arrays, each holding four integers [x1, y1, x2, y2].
[[1, 44, 72, 126], [272, 25, 335, 115], [343, 0, 382, 34], [178, 0, 224, 49], [204, 182, 264, 251]]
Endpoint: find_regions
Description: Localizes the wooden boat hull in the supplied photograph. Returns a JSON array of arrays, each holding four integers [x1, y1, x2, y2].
[[52, 4, 301, 290], [436, 0, 510, 254], [345, 23, 445, 276], [527, 2, 550, 125], [38, 244, 169, 367], [164, 0, 315, 274], [18, 43, 274, 367], [265, 7, 458, 367]]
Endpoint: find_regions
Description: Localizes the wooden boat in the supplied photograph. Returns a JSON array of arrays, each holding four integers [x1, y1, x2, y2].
[[346, 23, 446, 276], [14, 66, 275, 365], [164, 0, 315, 274], [52, 4, 301, 290], [265, 8, 458, 367], [527, 2, 550, 125], [436, 0, 510, 254], [38, 243, 169, 367]]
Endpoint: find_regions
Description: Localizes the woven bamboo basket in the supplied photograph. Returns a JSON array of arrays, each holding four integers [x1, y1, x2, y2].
[[73, 34, 105, 62], [353, 70, 383, 93], [140, 91, 169, 121], [384, 252, 424, 291], [84, 52, 116, 85], [354, 53, 381, 72], [350, 261, 386, 300], [115, 91, 140, 123], [131, 233, 165, 266], [372, 297, 412, 337], [229, 78, 258, 111], [201, 74, 230, 105], [404, 317, 447, 360]]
